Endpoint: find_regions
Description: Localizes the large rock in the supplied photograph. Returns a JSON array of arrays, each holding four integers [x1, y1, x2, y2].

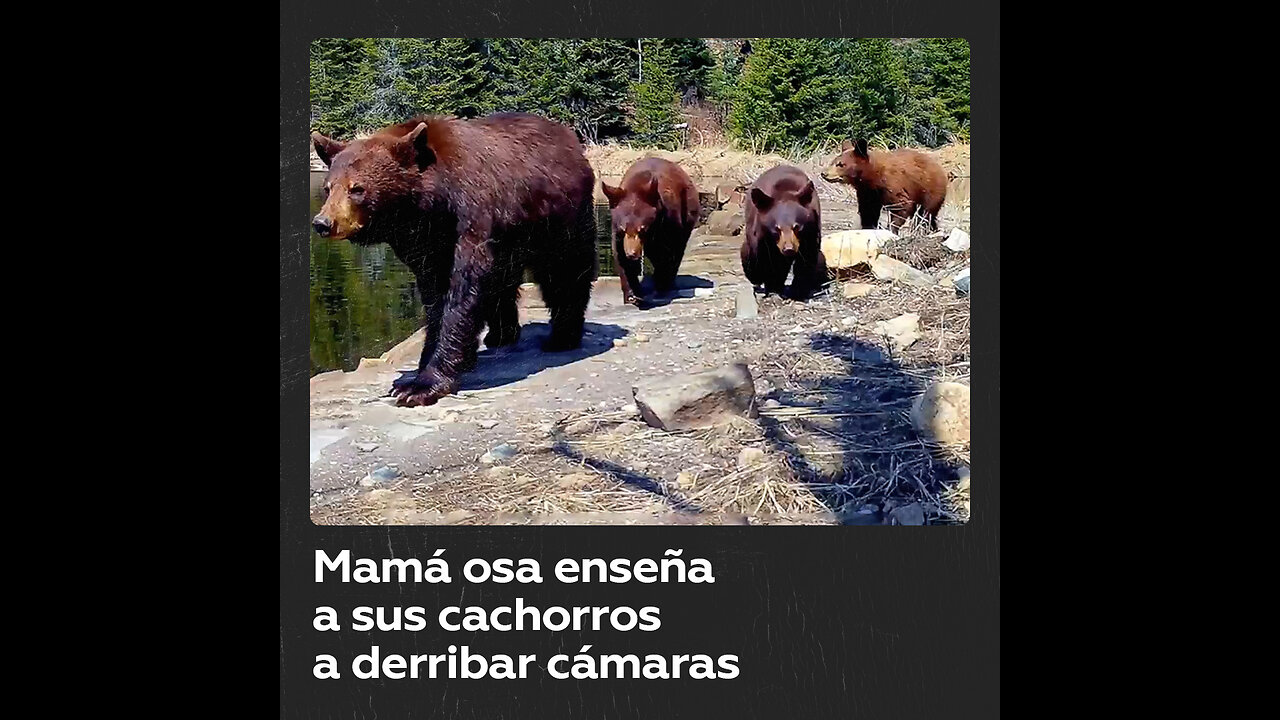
[[870, 255, 936, 287], [632, 363, 757, 431], [704, 209, 745, 236], [911, 381, 971, 448], [821, 229, 895, 270]]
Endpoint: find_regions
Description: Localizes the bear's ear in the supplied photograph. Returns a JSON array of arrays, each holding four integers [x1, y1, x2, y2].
[[394, 122, 435, 171], [853, 139, 869, 159], [750, 187, 773, 211], [601, 182, 626, 208], [311, 132, 346, 166], [644, 177, 661, 203], [796, 180, 815, 206], [840, 139, 854, 152]]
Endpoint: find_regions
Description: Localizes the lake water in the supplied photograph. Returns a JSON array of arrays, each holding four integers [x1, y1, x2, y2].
[[309, 171, 619, 375]]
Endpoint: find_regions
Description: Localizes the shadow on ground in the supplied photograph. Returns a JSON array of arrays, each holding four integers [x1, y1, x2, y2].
[[635, 274, 715, 309], [550, 435, 705, 516], [393, 321, 628, 392], [758, 332, 966, 526]]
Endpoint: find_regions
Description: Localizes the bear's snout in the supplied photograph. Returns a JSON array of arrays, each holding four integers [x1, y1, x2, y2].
[[623, 233, 643, 261], [777, 228, 800, 257], [312, 214, 333, 237]]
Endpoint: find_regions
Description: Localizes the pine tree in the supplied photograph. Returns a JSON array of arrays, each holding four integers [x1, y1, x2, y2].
[[659, 38, 716, 103], [837, 38, 913, 145], [728, 38, 849, 152], [901, 38, 970, 144], [630, 39, 682, 149], [485, 39, 633, 143], [309, 38, 376, 136]]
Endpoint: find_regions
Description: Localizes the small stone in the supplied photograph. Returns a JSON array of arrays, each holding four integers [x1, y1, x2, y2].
[[360, 466, 401, 487], [763, 399, 781, 409], [619, 403, 638, 415], [737, 446, 766, 468], [694, 287, 715, 298], [942, 228, 970, 252], [486, 466, 514, 478], [890, 502, 926, 526], [954, 267, 971, 296], [354, 442, 379, 453], [874, 313, 922, 352], [613, 338, 629, 348], [871, 255, 936, 287], [479, 443, 519, 465], [675, 471, 697, 490], [477, 419, 500, 429], [687, 341, 703, 348], [633, 333, 650, 343], [842, 282, 875, 299], [440, 411, 460, 423], [735, 285, 758, 319], [840, 316, 858, 327]]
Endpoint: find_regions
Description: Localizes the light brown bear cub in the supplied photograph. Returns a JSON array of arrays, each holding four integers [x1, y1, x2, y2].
[[821, 139, 947, 233]]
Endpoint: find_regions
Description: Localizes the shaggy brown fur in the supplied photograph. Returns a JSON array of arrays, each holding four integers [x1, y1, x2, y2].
[[601, 157, 699, 306], [311, 112, 597, 407], [740, 165, 827, 300], [820, 139, 948, 232]]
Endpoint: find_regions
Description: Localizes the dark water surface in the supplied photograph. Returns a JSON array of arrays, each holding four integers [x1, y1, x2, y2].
[[309, 171, 618, 375]]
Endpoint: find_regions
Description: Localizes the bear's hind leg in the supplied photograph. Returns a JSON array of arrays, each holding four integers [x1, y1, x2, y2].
[[537, 203, 593, 352], [483, 280, 521, 349]]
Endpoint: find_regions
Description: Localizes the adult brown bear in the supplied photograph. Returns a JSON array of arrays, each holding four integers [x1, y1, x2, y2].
[[740, 165, 827, 300], [311, 113, 597, 407], [820, 139, 948, 233], [601, 158, 699, 307]]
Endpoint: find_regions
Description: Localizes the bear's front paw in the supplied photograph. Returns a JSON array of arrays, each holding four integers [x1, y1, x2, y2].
[[390, 367, 458, 407]]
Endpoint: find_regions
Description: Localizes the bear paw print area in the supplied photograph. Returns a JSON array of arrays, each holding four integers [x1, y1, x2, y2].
[[308, 121, 970, 529]]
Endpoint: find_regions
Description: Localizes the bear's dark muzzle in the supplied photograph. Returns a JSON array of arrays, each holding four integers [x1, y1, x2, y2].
[[312, 215, 332, 237]]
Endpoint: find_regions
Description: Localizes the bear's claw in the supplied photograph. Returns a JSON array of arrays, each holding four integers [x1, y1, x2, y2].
[[389, 368, 456, 407]]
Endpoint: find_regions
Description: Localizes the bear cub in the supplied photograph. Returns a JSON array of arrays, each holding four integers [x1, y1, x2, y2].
[[740, 165, 827, 300], [820, 139, 948, 233], [601, 157, 699, 307]]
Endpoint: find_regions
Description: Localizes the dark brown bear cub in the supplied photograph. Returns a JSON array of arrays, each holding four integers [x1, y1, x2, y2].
[[820, 139, 948, 232], [601, 158, 699, 306], [740, 165, 827, 299], [311, 112, 597, 407]]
